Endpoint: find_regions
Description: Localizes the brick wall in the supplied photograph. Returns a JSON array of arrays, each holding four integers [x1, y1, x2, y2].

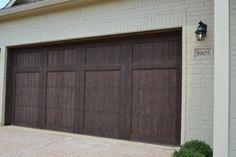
[[230, 0, 236, 156], [0, 0, 214, 145]]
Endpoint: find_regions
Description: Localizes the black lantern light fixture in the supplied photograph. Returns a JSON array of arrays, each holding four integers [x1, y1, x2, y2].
[[195, 21, 207, 41]]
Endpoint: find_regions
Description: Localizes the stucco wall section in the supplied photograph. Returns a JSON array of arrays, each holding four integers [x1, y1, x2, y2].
[[230, 0, 236, 156], [0, 0, 214, 145]]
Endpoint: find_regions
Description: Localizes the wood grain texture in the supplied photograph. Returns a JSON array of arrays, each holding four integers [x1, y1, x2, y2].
[[132, 69, 177, 144], [14, 73, 39, 126], [45, 71, 76, 132], [130, 38, 180, 144], [6, 30, 182, 145], [84, 70, 120, 138], [16, 51, 42, 68], [48, 48, 78, 66], [86, 46, 120, 65]]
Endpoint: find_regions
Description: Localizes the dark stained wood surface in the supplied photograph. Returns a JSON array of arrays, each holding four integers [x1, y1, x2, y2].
[[84, 70, 120, 138], [132, 69, 177, 144], [14, 73, 39, 127], [45, 71, 76, 132], [5, 30, 182, 145]]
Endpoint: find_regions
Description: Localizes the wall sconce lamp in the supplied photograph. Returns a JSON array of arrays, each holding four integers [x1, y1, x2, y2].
[[195, 21, 207, 41]]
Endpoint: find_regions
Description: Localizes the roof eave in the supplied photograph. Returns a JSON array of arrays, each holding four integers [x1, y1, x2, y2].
[[0, 0, 96, 21]]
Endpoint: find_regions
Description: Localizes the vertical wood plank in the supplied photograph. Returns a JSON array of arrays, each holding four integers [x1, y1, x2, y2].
[[75, 47, 86, 133], [39, 50, 47, 128], [119, 41, 132, 139]]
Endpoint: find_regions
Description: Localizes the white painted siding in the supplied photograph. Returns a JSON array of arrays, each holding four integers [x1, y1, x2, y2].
[[230, 0, 236, 156], [0, 0, 214, 145]]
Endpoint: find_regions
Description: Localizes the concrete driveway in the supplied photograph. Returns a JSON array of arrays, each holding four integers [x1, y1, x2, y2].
[[0, 126, 175, 157]]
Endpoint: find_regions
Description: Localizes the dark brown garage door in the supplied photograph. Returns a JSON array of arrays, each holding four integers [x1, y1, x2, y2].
[[5, 30, 182, 145]]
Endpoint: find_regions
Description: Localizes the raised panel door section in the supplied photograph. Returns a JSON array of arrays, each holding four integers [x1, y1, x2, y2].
[[14, 73, 39, 126], [84, 70, 120, 138], [86, 46, 120, 65], [131, 69, 177, 144], [16, 51, 42, 68], [48, 49, 78, 66], [45, 71, 76, 132], [131, 37, 180, 145], [133, 40, 177, 63]]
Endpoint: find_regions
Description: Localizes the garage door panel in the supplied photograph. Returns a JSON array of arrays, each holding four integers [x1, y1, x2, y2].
[[132, 115, 175, 136], [61, 88, 76, 109], [48, 49, 78, 66], [16, 51, 42, 68], [84, 70, 120, 137], [15, 106, 38, 124], [85, 71, 120, 113], [45, 71, 76, 131], [14, 73, 39, 126], [84, 87, 119, 112], [132, 68, 177, 143], [45, 109, 60, 126], [15, 107, 38, 125], [132, 69, 176, 113], [46, 88, 75, 109], [133, 40, 177, 64], [46, 109, 75, 129], [62, 110, 75, 128], [86, 45, 121, 65], [84, 112, 119, 136]]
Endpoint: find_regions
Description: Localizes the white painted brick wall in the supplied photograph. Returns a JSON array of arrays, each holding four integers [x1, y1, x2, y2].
[[230, 0, 236, 156], [0, 0, 214, 146]]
